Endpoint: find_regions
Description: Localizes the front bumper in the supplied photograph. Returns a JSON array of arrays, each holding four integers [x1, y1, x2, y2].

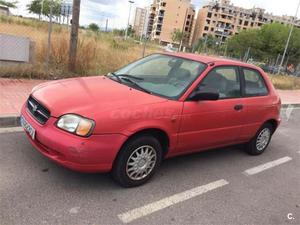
[[21, 104, 127, 173]]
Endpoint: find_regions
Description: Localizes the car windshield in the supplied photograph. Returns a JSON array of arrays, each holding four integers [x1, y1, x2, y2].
[[111, 54, 207, 99]]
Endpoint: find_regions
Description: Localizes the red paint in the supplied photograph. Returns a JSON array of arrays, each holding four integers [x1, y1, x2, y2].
[[21, 54, 281, 172]]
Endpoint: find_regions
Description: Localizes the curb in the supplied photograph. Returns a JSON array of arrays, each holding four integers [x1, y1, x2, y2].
[[0, 114, 20, 128], [0, 104, 299, 129], [280, 104, 300, 108]]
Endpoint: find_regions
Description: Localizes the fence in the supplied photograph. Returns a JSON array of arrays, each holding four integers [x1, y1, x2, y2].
[[0, 9, 299, 80]]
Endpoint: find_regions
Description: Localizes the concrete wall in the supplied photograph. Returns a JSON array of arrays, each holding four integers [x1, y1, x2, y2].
[[0, 34, 31, 63]]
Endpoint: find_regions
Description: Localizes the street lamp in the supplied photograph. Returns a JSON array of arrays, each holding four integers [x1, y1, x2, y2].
[[278, 0, 300, 74], [125, 0, 134, 40]]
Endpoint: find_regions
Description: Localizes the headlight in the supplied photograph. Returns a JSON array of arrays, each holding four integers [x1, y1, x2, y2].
[[57, 114, 95, 137]]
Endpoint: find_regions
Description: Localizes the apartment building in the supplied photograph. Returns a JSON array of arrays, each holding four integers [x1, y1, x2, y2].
[[192, 0, 300, 45], [147, 0, 195, 47], [133, 7, 149, 38]]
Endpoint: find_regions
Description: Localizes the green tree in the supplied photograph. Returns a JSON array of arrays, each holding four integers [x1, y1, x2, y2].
[[0, 0, 18, 9], [88, 23, 100, 32], [226, 23, 300, 64], [27, 0, 61, 18], [193, 34, 219, 53], [127, 25, 135, 37], [171, 29, 185, 44]]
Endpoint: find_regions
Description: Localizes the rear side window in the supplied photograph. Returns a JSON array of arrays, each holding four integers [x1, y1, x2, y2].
[[243, 68, 268, 96], [198, 67, 241, 99]]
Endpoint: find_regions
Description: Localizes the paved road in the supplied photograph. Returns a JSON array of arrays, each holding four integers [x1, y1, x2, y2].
[[0, 108, 299, 225]]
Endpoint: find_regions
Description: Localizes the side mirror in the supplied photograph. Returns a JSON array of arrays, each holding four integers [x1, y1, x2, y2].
[[188, 91, 219, 101]]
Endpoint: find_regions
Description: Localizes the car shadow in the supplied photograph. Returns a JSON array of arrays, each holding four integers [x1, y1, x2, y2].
[[36, 144, 246, 191]]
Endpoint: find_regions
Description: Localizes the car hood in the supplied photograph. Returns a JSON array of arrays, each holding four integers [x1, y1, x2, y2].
[[31, 76, 168, 118]]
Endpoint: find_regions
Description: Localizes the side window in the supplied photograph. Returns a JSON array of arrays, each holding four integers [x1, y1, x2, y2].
[[197, 67, 241, 99], [243, 68, 268, 96]]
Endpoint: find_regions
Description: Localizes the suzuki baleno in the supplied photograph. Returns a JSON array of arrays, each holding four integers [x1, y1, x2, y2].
[[21, 53, 281, 187]]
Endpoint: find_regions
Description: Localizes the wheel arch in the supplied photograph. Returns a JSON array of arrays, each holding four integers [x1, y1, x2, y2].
[[114, 128, 170, 165], [263, 119, 279, 133]]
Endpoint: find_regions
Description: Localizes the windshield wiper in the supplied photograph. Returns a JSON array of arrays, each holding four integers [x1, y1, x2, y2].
[[120, 77, 152, 94], [117, 74, 144, 81], [106, 72, 122, 83]]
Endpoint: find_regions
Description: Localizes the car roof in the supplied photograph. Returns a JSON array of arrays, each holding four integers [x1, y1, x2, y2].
[[162, 52, 260, 70]]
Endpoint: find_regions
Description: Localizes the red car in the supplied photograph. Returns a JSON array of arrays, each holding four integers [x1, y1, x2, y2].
[[21, 53, 281, 187]]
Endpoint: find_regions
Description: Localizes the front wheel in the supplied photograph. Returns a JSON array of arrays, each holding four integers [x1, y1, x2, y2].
[[112, 135, 162, 187], [246, 123, 273, 155]]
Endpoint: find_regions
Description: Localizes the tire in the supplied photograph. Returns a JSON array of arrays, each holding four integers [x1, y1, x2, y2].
[[246, 123, 274, 155], [112, 135, 162, 187]]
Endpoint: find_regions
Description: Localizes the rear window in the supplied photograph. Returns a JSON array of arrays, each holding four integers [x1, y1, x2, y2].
[[243, 68, 268, 97]]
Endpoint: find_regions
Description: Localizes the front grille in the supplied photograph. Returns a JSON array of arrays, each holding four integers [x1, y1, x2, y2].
[[27, 96, 50, 124]]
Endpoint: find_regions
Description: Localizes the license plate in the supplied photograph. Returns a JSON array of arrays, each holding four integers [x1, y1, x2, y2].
[[20, 115, 35, 140]]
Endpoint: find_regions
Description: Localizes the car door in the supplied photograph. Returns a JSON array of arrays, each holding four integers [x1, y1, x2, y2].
[[176, 66, 246, 153], [239, 67, 271, 140]]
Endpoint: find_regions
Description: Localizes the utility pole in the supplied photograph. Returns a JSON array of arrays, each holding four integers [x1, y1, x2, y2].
[[179, 8, 189, 52], [244, 47, 251, 62], [203, 35, 208, 53], [45, 0, 53, 74], [125, 0, 134, 40], [105, 19, 108, 32], [278, 0, 300, 74], [142, 36, 147, 57], [39, 0, 44, 21], [68, 0, 81, 72]]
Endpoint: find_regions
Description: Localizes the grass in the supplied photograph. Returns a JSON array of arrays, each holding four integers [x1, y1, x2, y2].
[[268, 74, 300, 90], [0, 16, 160, 79], [1, 16, 300, 90]]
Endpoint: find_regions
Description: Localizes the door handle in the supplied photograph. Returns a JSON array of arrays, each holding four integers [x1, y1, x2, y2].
[[234, 104, 243, 111]]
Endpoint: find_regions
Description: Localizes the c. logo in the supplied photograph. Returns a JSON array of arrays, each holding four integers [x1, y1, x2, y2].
[[287, 213, 294, 220]]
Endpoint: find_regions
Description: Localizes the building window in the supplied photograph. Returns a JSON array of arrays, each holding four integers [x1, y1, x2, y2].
[[211, 27, 214, 31], [207, 12, 212, 18], [185, 27, 189, 32], [244, 21, 249, 26], [204, 26, 209, 31], [161, 2, 166, 7], [186, 21, 190, 25], [187, 15, 191, 19]]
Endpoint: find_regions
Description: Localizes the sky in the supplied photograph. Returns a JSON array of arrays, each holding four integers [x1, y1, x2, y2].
[[10, 0, 300, 29]]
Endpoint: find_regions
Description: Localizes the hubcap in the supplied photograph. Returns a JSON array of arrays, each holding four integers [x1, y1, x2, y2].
[[256, 128, 271, 151], [126, 145, 157, 181]]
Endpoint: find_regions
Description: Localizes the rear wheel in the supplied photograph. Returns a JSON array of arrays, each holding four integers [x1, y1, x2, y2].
[[112, 135, 162, 187], [246, 123, 273, 155]]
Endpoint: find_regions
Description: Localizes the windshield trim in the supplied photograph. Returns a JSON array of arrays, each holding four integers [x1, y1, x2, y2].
[[110, 54, 208, 100]]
